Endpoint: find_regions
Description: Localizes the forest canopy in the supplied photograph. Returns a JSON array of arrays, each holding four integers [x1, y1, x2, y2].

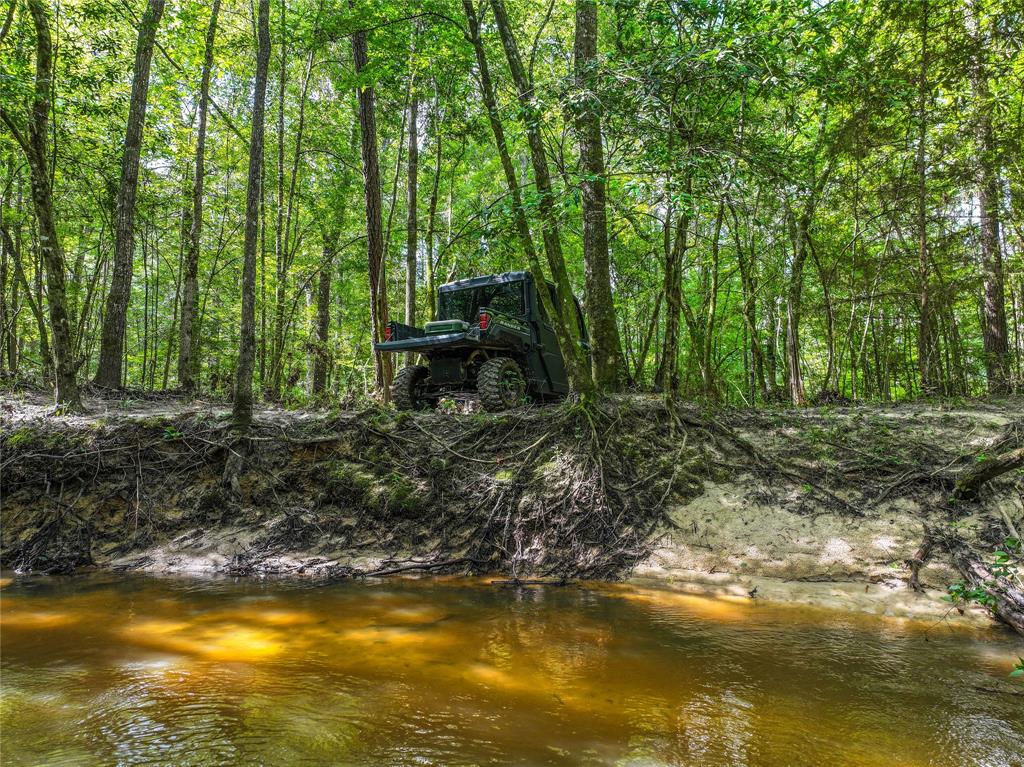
[[0, 0, 1022, 414]]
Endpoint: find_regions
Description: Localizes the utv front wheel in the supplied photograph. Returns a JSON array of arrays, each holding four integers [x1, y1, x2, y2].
[[478, 358, 527, 412], [392, 365, 432, 411]]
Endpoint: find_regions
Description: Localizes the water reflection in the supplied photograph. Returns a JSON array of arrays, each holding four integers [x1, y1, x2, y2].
[[2, 574, 1021, 766]]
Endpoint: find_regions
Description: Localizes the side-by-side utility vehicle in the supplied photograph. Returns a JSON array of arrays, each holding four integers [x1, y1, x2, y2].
[[373, 271, 588, 411]]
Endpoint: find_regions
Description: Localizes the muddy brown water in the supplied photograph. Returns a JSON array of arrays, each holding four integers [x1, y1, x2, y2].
[[1, 573, 1022, 766]]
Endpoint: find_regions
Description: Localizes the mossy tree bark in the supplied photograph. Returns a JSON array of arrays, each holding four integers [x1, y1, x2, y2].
[[0, 0, 80, 409], [573, 0, 623, 391]]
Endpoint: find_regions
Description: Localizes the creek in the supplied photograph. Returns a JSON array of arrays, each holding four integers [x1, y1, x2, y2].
[[1, 573, 1021, 766]]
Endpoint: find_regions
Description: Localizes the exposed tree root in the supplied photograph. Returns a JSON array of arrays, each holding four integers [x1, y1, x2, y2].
[[906, 528, 934, 594], [3, 395, 1023, 637], [1, 399, 712, 579]]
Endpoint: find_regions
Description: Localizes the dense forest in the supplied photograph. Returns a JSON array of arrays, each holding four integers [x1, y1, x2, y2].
[[1, 0, 1022, 417]]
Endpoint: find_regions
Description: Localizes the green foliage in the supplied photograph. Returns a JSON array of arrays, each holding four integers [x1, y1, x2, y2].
[[945, 580, 998, 610], [162, 426, 183, 441], [945, 537, 1022, 615], [1011, 658, 1024, 678], [4, 429, 35, 450], [0, 0, 1021, 405]]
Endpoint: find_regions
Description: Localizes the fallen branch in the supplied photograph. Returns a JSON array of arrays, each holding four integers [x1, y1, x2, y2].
[[948, 418, 1023, 501], [359, 557, 473, 577], [905, 527, 933, 593], [941, 531, 1024, 636], [952, 448, 1024, 501]]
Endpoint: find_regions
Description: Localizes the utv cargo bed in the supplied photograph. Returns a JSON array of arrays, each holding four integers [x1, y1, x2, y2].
[[373, 271, 587, 411]]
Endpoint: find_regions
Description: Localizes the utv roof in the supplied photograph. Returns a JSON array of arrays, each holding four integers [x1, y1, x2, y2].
[[438, 271, 531, 292]]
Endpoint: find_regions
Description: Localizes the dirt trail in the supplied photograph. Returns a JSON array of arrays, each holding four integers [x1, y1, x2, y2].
[[2, 387, 1022, 628]]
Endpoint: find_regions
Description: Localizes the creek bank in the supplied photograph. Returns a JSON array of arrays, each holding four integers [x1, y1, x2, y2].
[[2, 389, 1022, 630]]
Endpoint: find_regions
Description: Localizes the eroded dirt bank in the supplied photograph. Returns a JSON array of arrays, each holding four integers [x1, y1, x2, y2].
[[2, 390, 1022, 628]]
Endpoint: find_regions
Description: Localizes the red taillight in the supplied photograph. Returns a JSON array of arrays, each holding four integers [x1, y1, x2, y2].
[[479, 312, 490, 330], [384, 324, 393, 341]]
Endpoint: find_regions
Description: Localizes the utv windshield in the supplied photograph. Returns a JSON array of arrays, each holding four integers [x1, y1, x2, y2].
[[439, 281, 525, 323]]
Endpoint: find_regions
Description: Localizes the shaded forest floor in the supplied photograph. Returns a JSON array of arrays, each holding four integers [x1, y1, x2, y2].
[[2, 386, 1022, 630]]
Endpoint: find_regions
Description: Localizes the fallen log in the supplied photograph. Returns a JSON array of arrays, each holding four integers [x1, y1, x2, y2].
[[951, 419, 1023, 501], [952, 447, 1024, 501], [942, 532, 1024, 636]]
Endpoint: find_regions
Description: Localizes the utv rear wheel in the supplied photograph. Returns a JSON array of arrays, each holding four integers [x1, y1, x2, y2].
[[478, 358, 527, 412], [392, 365, 432, 411]]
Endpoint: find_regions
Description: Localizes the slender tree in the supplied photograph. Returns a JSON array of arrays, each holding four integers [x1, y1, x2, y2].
[[968, 0, 1009, 393], [462, 0, 572, 374], [916, 0, 939, 394], [232, 0, 271, 429], [312, 229, 338, 396], [658, 166, 690, 398], [351, 1, 393, 399], [94, 0, 166, 388], [178, 0, 221, 394], [573, 0, 623, 390], [489, 0, 592, 395], [0, 0, 81, 408], [404, 27, 419, 364]]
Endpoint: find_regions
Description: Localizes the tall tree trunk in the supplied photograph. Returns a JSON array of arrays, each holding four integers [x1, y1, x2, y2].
[[968, 0, 1009, 393], [635, 289, 662, 384], [271, 45, 317, 396], [658, 168, 690, 397], [162, 195, 186, 389], [916, 0, 939, 394], [312, 230, 338, 396], [728, 200, 766, 401], [0, 0, 80, 408], [270, 2, 287, 398], [94, 0, 165, 388], [783, 137, 834, 408], [178, 0, 220, 393], [259, 151, 268, 385], [463, 0, 582, 394], [811, 239, 838, 393], [489, 0, 592, 395], [573, 0, 622, 390], [764, 297, 779, 395], [700, 201, 724, 399], [784, 204, 810, 406], [232, 0, 271, 429], [404, 30, 419, 364], [0, 225, 9, 375], [351, 3, 393, 399], [140, 221, 149, 387]]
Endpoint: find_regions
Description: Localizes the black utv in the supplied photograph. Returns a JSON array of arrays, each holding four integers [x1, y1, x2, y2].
[[373, 271, 587, 411]]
